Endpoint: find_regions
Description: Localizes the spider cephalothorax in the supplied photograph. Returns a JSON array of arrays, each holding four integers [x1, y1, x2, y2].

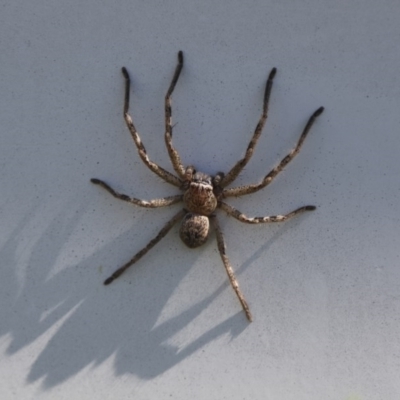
[[179, 169, 218, 248], [182, 169, 218, 215], [91, 51, 324, 322]]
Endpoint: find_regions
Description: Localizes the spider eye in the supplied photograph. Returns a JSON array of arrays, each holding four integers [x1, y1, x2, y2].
[[193, 172, 212, 185]]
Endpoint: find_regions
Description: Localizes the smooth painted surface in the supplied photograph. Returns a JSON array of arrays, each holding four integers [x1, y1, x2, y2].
[[1, 1, 399, 399]]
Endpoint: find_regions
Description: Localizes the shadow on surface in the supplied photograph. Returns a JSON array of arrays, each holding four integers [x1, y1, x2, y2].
[[0, 194, 256, 388]]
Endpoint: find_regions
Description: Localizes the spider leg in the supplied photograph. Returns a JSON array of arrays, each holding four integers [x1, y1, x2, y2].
[[121, 67, 183, 188], [222, 106, 324, 197], [104, 209, 185, 285], [210, 215, 252, 322], [220, 67, 277, 188], [165, 51, 186, 179], [219, 201, 316, 223], [91, 178, 183, 208]]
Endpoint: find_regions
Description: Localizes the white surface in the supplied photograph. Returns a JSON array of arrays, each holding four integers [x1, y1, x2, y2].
[[1, 1, 399, 399]]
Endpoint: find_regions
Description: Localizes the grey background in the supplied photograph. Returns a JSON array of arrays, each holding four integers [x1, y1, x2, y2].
[[1, 1, 399, 399]]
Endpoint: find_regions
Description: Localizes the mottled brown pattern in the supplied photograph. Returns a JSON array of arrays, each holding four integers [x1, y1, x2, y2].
[[219, 202, 316, 224], [210, 215, 252, 321], [179, 213, 210, 248], [91, 178, 183, 208], [121, 67, 183, 188], [103, 210, 186, 285], [220, 67, 277, 188], [91, 51, 324, 322], [222, 106, 324, 198], [164, 51, 186, 179], [183, 183, 218, 215]]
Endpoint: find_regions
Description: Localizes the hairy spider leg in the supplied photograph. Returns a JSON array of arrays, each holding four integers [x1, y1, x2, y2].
[[121, 66, 182, 188], [91, 178, 183, 208], [220, 67, 277, 188], [104, 210, 186, 285], [210, 215, 252, 322], [165, 51, 186, 179], [223, 106, 324, 197], [218, 201, 316, 223]]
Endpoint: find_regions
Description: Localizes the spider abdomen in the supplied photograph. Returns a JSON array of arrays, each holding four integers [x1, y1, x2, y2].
[[179, 213, 210, 248]]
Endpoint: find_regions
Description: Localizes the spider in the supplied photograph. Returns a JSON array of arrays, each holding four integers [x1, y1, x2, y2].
[[91, 51, 324, 322]]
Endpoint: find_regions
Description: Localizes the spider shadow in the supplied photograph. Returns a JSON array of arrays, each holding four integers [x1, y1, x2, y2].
[[237, 219, 301, 273], [0, 195, 248, 388], [237, 214, 306, 275]]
